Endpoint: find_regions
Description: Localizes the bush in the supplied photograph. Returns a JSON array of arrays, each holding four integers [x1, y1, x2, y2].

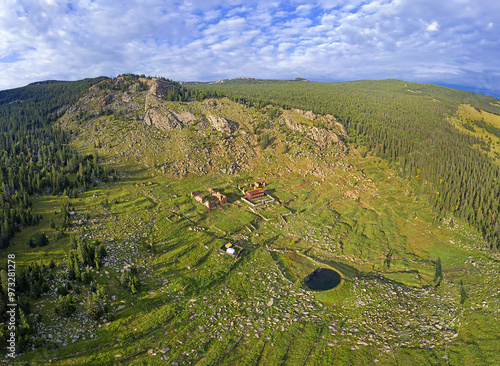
[[81, 268, 92, 284], [120, 271, 141, 294], [27, 232, 49, 248], [28, 282, 42, 299], [45, 341, 59, 349], [19, 298, 30, 314], [56, 285, 68, 296], [54, 295, 76, 317], [85, 294, 104, 320]]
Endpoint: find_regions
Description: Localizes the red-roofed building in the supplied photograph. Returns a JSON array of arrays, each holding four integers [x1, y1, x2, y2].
[[246, 188, 265, 201]]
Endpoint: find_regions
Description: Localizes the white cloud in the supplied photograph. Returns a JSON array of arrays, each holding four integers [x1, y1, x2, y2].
[[295, 4, 314, 15], [0, 0, 499, 97], [426, 21, 440, 32]]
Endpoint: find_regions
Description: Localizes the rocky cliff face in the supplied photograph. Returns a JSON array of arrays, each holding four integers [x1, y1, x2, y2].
[[149, 79, 177, 99], [138, 77, 178, 99]]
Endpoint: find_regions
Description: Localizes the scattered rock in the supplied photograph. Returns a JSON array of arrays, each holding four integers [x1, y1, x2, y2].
[[278, 111, 348, 150]]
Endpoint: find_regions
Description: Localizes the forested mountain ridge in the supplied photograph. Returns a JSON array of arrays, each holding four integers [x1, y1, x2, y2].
[[0, 77, 115, 248], [190, 78, 500, 249]]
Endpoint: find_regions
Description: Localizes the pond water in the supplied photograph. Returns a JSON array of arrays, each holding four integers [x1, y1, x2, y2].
[[304, 268, 341, 291]]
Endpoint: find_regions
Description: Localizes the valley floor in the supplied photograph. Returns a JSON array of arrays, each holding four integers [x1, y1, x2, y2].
[[4, 151, 500, 366]]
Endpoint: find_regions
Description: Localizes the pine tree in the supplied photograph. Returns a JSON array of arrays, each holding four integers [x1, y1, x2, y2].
[[460, 280, 468, 304], [434, 258, 443, 285], [85, 293, 103, 320]]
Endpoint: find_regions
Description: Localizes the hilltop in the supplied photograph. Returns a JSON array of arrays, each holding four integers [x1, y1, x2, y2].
[[0, 75, 500, 365], [61, 75, 348, 178]]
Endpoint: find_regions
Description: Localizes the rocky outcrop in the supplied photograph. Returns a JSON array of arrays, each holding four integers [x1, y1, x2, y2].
[[143, 93, 197, 130], [309, 126, 342, 148], [144, 108, 183, 131], [279, 112, 348, 150], [174, 111, 196, 125], [98, 93, 113, 110], [151, 79, 176, 99], [291, 109, 348, 136], [207, 115, 238, 134], [203, 99, 225, 110], [139, 78, 177, 99]]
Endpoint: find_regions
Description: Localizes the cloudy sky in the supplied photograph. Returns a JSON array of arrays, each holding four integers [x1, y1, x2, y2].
[[1, 0, 499, 97]]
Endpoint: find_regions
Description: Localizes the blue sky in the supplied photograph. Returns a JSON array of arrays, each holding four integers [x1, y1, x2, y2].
[[1, 0, 499, 97]]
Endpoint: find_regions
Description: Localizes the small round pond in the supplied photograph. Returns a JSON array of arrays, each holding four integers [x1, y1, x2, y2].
[[304, 267, 341, 291]]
